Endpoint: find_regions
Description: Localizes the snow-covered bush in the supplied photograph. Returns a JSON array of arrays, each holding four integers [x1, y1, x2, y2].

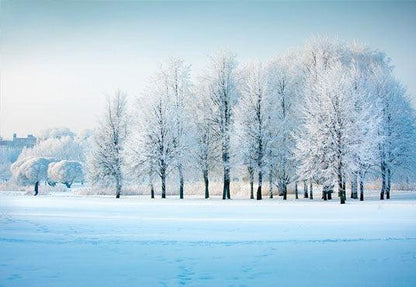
[[11, 157, 55, 195], [48, 160, 84, 188]]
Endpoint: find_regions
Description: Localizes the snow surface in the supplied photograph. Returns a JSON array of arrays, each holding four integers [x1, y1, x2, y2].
[[1, 191, 416, 287]]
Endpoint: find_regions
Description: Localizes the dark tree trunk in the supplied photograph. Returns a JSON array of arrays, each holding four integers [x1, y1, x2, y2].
[[322, 186, 332, 200], [150, 183, 155, 199], [295, 181, 298, 199], [282, 182, 287, 200], [34, 181, 39, 196], [161, 169, 166, 199], [309, 180, 313, 200], [323, 186, 327, 201], [203, 169, 209, 199], [351, 174, 358, 199], [359, 174, 364, 201], [115, 177, 121, 198], [179, 166, 184, 199], [222, 173, 230, 199], [380, 161, 386, 200], [257, 170, 263, 200], [303, 180, 308, 198], [65, 182, 72, 188], [386, 167, 391, 199], [338, 174, 345, 204], [256, 186, 262, 200], [248, 166, 254, 199], [250, 180, 254, 200], [223, 170, 231, 200], [269, 171, 273, 199]]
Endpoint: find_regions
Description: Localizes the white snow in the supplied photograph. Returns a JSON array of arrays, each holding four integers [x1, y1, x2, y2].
[[1, 191, 416, 287]]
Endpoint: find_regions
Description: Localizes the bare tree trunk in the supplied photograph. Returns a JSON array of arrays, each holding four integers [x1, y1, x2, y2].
[[161, 168, 166, 199], [380, 161, 386, 200], [295, 181, 298, 199], [283, 182, 287, 200], [269, 170, 273, 199], [303, 180, 308, 198], [223, 168, 231, 200], [34, 181, 39, 196], [150, 183, 155, 199], [179, 165, 184, 199], [248, 166, 254, 199], [352, 173, 358, 199], [222, 149, 231, 200], [257, 169, 263, 200], [309, 180, 313, 200], [338, 174, 345, 204], [115, 177, 121, 198], [359, 172, 364, 201], [322, 186, 327, 201], [386, 167, 391, 199], [203, 169, 209, 199]]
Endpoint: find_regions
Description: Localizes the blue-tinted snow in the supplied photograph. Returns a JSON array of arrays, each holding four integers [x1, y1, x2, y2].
[[1, 191, 415, 287]]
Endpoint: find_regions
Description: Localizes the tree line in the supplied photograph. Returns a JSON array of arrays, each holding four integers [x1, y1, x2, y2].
[[57, 38, 416, 203]]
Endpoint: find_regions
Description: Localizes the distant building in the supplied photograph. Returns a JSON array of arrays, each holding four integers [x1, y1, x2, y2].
[[0, 133, 37, 148]]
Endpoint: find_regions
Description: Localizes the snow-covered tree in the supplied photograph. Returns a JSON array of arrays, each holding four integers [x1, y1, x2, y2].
[[204, 50, 239, 199], [88, 91, 129, 198], [130, 58, 191, 199], [164, 58, 192, 199], [190, 80, 219, 199], [236, 61, 272, 200], [346, 46, 383, 201], [18, 135, 85, 163], [373, 65, 416, 199], [37, 127, 75, 141], [267, 53, 301, 199], [11, 157, 55, 195], [0, 146, 22, 181], [48, 160, 84, 188]]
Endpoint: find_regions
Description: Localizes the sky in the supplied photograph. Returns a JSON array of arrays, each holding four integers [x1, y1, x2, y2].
[[1, 0, 416, 139]]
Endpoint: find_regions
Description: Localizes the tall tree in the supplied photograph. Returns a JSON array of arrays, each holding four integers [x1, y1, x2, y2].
[[163, 58, 192, 199], [236, 61, 273, 200], [374, 65, 416, 199], [268, 53, 301, 200], [89, 91, 129, 198], [205, 51, 239, 200], [191, 80, 219, 199]]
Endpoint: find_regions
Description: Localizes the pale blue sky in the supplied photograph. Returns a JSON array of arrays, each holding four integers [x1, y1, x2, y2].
[[1, 1, 415, 138]]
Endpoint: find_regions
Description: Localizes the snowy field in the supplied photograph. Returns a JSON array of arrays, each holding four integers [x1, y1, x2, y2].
[[1, 191, 416, 287]]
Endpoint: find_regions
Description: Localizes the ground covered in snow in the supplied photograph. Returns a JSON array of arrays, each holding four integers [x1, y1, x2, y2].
[[1, 190, 416, 287]]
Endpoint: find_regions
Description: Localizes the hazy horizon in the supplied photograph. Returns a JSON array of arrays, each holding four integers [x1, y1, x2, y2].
[[1, 0, 416, 139]]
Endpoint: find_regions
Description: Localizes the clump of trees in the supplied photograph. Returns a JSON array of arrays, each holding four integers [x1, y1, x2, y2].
[[59, 38, 416, 202], [11, 157, 85, 195]]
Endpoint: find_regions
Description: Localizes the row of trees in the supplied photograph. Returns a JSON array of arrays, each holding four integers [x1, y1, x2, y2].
[[89, 37, 416, 203]]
